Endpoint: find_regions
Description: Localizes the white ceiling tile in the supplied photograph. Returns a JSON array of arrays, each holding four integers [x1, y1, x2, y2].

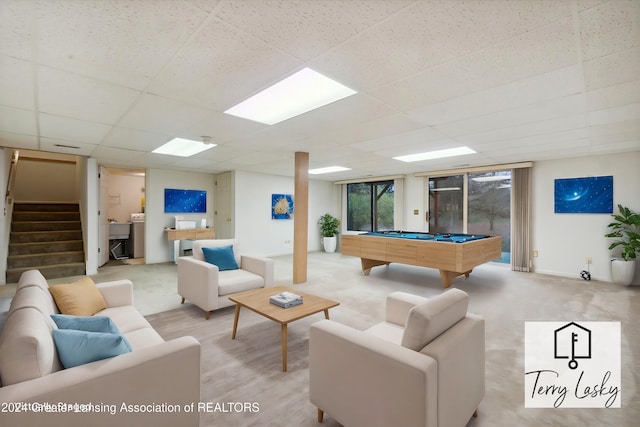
[[118, 94, 211, 134], [0, 105, 37, 135], [34, 0, 208, 89], [101, 127, 172, 152], [180, 111, 267, 143], [0, 131, 38, 150], [588, 119, 640, 138], [0, 56, 34, 110], [38, 67, 141, 124], [434, 94, 587, 137], [39, 113, 112, 144], [186, 0, 223, 13], [587, 81, 640, 111], [583, 47, 640, 91], [588, 104, 640, 126], [408, 66, 584, 127], [148, 17, 302, 110], [579, 0, 640, 61], [0, 0, 32, 60], [39, 137, 97, 156], [215, 0, 413, 61], [90, 145, 146, 163]]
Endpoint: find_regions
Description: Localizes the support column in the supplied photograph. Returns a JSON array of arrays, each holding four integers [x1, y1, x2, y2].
[[293, 152, 309, 284]]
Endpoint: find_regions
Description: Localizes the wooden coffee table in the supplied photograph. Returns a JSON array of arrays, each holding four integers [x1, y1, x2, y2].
[[229, 285, 340, 372]]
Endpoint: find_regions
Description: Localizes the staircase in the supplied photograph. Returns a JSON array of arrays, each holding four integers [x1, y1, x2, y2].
[[6, 202, 86, 283]]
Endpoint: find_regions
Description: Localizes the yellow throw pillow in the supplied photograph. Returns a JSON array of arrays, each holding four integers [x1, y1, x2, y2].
[[49, 277, 107, 316]]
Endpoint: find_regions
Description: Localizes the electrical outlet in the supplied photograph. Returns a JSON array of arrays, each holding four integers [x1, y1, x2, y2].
[[586, 257, 592, 264], [532, 250, 539, 257]]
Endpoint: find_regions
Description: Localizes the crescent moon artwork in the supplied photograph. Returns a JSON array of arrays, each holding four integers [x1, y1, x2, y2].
[[554, 176, 613, 214]]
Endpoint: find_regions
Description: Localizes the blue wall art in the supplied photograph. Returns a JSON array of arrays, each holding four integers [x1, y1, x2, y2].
[[554, 176, 613, 214], [272, 194, 294, 219], [164, 188, 207, 213]]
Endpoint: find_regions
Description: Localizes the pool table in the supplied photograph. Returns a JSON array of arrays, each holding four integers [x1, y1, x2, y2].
[[341, 231, 502, 288]]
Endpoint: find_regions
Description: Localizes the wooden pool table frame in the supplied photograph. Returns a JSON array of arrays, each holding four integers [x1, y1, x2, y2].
[[341, 233, 502, 288]]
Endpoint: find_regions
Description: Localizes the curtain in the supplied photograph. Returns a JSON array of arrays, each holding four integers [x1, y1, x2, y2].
[[511, 167, 531, 272]]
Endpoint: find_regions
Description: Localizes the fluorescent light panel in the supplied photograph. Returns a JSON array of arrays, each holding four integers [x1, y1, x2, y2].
[[309, 166, 351, 175], [224, 68, 357, 125], [393, 146, 476, 162], [152, 138, 216, 157]]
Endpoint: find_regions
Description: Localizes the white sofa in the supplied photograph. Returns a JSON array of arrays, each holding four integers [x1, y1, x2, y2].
[[177, 239, 274, 319], [0, 270, 201, 427], [309, 289, 484, 427]]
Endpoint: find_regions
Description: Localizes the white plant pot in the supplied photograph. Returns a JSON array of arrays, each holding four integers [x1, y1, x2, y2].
[[323, 236, 337, 253], [611, 258, 636, 286]]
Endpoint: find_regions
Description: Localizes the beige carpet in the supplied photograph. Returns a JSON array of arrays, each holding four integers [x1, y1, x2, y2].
[[1, 253, 638, 426]]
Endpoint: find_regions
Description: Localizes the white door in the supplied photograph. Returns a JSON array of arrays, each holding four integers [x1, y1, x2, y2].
[[98, 166, 109, 266], [214, 171, 233, 238]]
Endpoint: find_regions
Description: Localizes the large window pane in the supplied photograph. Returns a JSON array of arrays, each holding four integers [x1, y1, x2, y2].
[[347, 183, 372, 231], [428, 175, 463, 233], [347, 181, 394, 231], [468, 171, 511, 263]]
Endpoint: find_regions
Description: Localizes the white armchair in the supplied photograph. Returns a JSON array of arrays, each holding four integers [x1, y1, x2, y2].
[[177, 239, 274, 319], [309, 289, 484, 427]]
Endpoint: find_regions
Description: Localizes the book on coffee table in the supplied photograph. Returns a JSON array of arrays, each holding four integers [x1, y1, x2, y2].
[[269, 291, 303, 308]]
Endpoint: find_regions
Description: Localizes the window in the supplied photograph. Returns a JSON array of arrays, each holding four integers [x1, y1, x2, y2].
[[347, 181, 394, 231], [428, 170, 511, 263]]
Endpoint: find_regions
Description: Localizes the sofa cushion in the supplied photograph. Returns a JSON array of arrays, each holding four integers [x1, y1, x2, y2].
[[202, 245, 239, 271], [123, 327, 165, 350], [401, 288, 469, 351], [52, 329, 132, 369], [217, 270, 265, 296], [16, 269, 49, 293], [49, 277, 107, 316], [50, 314, 120, 334], [96, 306, 153, 334], [0, 307, 62, 386], [9, 285, 59, 318]]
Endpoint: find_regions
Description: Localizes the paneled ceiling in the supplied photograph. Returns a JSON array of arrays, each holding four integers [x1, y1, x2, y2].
[[1, 0, 639, 181]]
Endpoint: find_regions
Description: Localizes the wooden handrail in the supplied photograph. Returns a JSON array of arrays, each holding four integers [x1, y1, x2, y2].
[[5, 150, 19, 199]]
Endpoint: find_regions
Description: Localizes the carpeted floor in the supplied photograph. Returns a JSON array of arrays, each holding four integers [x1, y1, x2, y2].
[[1, 252, 638, 426]]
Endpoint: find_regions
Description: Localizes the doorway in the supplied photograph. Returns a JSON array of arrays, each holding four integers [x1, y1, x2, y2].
[[99, 167, 146, 267]]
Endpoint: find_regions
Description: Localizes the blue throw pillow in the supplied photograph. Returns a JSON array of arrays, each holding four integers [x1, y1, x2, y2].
[[51, 314, 119, 334], [202, 245, 239, 271], [52, 329, 132, 369]]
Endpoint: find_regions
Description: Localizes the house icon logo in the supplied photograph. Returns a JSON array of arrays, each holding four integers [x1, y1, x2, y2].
[[554, 322, 591, 370]]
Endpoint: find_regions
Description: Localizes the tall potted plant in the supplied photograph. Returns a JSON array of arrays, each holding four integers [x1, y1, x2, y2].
[[605, 204, 640, 286], [318, 213, 340, 253]]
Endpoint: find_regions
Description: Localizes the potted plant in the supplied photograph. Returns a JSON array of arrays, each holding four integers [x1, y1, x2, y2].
[[605, 204, 640, 286], [318, 213, 340, 253]]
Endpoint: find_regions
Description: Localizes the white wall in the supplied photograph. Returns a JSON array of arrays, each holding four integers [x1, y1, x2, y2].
[[79, 158, 99, 276], [145, 169, 215, 264], [234, 170, 337, 256], [13, 158, 78, 202], [105, 170, 145, 222], [531, 151, 640, 284]]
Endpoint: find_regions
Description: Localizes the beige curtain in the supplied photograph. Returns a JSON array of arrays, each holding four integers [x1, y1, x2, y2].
[[511, 167, 531, 272]]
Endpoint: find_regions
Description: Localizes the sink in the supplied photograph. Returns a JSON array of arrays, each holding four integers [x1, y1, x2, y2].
[[109, 223, 131, 239]]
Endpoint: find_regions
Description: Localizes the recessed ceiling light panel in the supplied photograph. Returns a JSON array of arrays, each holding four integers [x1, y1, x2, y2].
[[393, 146, 476, 162], [224, 67, 357, 125], [309, 166, 352, 175], [152, 138, 216, 157]]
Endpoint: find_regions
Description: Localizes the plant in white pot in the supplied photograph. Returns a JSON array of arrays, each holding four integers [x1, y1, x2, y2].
[[605, 204, 640, 286], [318, 214, 340, 253]]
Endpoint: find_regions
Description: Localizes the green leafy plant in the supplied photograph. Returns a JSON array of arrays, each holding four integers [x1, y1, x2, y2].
[[318, 214, 340, 238], [605, 204, 640, 261]]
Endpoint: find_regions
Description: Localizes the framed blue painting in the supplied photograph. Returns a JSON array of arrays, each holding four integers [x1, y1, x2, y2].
[[554, 176, 613, 214], [272, 194, 294, 219]]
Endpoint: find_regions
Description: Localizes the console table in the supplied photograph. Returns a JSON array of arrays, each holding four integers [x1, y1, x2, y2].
[[164, 227, 215, 262]]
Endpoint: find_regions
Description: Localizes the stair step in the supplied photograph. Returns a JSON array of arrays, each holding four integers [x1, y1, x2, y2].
[[11, 221, 81, 232], [12, 211, 81, 222], [13, 203, 80, 213], [10, 230, 83, 243], [6, 263, 86, 284], [9, 240, 84, 255], [8, 251, 85, 269]]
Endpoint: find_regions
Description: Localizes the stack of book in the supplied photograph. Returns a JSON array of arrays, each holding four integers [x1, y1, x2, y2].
[[269, 291, 303, 308]]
